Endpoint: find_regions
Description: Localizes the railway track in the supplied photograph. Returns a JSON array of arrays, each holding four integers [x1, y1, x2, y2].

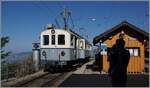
[[2, 62, 88, 87], [16, 61, 91, 87], [15, 66, 78, 87], [17, 72, 70, 87]]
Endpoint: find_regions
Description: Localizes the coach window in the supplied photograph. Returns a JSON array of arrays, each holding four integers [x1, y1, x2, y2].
[[71, 34, 74, 46], [80, 41, 83, 49], [58, 35, 65, 45], [51, 35, 55, 45], [43, 35, 49, 45], [75, 37, 77, 48]]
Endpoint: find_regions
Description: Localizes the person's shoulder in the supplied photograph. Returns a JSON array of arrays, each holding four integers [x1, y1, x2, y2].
[[123, 48, 128, 52], [124, 49, 130, 57], [125, 49, 129, 52], [115, 38, 119, 43], [112, 44, 117, 49], [121, 48, 129, 53]]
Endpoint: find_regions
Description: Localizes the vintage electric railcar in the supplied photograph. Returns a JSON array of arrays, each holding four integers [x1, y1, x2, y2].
[[40, 24, 92, 71]]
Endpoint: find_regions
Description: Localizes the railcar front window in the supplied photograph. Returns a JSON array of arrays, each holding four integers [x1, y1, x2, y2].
[[52, 35, 55, 45], [43, 35, 49, 45], [58, 35, 65, 45]]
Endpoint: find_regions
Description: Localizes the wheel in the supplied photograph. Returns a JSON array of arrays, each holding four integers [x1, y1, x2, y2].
[[43, 64, 48, 72], [43, 68, 49, 72]]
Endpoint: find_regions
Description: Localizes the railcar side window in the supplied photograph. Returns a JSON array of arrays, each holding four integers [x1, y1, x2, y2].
[[58, 35, 65, 45], [75, 37, 77, 48], [43, 35, 49, 45], [80, 41, 83, 49], [51, 35, 55, 45], [71, 35, 74, 46]]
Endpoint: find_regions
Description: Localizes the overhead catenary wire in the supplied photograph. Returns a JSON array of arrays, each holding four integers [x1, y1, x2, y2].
[[69, 13, 75, 29], [55, 18, 61, 29], [32, 2, 64, 29], [59, 7, 76, 31], [32, 2, 81, 37]]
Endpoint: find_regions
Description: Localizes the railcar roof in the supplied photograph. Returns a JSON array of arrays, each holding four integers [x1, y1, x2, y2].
[[69, 29, 92, 45]]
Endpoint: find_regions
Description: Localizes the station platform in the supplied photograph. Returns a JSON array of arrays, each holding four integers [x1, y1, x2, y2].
[[59, 60, 149, 87]]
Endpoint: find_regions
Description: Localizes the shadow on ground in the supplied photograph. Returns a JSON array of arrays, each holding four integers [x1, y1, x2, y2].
[[59, 74, 149, 87]]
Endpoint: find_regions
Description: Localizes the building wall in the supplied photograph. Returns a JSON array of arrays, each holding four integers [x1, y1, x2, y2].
[[102, 32, 145, 73]]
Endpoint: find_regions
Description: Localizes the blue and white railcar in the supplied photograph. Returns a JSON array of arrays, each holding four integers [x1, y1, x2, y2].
[[40, 24, 92, 71], [85, 42, 92, 59]]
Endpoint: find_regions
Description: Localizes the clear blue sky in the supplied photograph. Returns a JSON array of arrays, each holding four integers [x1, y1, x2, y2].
[[2, 1, 149, 53]]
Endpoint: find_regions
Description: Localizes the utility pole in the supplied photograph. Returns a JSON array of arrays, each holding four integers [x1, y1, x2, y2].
[[60, 8, 71, 30]]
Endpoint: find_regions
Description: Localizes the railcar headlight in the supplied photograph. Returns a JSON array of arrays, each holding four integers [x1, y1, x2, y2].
[[51, 29, 55, 34]]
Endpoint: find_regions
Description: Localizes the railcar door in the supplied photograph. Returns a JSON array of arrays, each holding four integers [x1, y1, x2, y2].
[[75, 37, 77, 59]]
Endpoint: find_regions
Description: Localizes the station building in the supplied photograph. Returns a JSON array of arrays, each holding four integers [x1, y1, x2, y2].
[[93, 21, 149, 73]]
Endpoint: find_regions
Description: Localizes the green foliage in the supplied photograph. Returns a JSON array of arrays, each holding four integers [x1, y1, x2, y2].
[[1, 36, 9, 48], [1, 36, 36, 80], [1, 51, 11, 60], [1, 36, 12, 80], [1, 36, 11, 60]]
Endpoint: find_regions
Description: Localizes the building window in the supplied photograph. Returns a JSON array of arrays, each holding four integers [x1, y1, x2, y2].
[[43, 35, 49, 45], [129, 49, 134, 56], [51, 35, 55, 45], [134, 49, 138, 56], [58, 35, 65, 45], [126, 47, 140, 57]]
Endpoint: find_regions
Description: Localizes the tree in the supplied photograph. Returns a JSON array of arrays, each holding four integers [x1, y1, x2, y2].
[[1, 36, 11, 61], [1, 36, 11, 80]]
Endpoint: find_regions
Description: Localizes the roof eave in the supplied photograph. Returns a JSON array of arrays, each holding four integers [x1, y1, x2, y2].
[[93, 21, 149, 45]]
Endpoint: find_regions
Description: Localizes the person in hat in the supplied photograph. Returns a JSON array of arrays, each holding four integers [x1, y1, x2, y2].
[[108, 33, 130, 87]]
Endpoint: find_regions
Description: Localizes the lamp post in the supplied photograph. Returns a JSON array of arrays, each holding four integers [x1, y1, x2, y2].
[[99, 40, 103, 73]]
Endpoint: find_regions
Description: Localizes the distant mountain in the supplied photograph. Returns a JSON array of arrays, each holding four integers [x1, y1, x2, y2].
[[4, 52, 32, 62]]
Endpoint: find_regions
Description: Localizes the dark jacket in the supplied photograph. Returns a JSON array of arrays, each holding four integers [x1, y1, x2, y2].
[[108, 39, 130, 79]]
